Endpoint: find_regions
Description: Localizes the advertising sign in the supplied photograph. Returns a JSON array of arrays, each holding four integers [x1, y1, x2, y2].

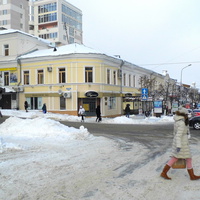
[[154, 101, 162, 113]]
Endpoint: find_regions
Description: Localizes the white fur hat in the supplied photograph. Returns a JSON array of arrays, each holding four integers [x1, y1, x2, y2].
[[178, 106, 188, 114]]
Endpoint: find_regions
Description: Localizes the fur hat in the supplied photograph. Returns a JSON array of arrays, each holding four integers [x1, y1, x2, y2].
[[178, 106, 188, 115]]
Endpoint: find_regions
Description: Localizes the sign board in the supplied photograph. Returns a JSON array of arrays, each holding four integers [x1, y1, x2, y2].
[[172, 102, 179, 113], [141, 88, 148, 101], [141, 88, 148, 95], [154, 101, 162, 113], [85, 91, 98, 98], [141, 94, 148, 101]]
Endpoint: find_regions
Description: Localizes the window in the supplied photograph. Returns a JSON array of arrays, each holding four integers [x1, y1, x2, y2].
[[123, 73, 126, 86], [107, 69, 110, 84], [2, 20, 7, 25], [24, 71, 29, 85], [108, 97, 116, 109], [2, 10, 7, 15], [129, 74, 131, 86], [85, 67, 93, 83], [3, 0, 7, 5], [4, 72, 9, 86], [113, 71, 116, 85], [4, 44, 9, 56], [133, 75, 135, 87], [59, 68, 65, 83], [37, 70, 44, 84]]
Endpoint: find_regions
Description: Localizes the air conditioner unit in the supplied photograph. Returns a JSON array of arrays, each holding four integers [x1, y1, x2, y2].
[[47, 67, 52, 72], [63, 91, 71, 98], [117, 69, 122, 78]]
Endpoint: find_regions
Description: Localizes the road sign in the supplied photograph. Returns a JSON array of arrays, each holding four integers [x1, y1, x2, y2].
[[141, 88, 148, 95], [141, 94, 148, 101]]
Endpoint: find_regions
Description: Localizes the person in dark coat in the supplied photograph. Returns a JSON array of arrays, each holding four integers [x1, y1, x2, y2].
[[42, 103, 47, 114], [125, 104, 130, 118], [96, 105, 101, 122], [24, 101, 28, 112]]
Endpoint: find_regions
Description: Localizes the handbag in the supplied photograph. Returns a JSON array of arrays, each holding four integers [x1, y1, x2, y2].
[[172, 159, 186, 169]]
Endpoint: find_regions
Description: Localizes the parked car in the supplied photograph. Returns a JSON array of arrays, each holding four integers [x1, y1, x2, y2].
[[192, 109, 200, 117], [189, 116, 200, 130]]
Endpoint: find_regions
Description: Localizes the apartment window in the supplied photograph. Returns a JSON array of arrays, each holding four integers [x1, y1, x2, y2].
[[37, 70, 44, 84], [2, 10, 7, 15], [113, 71, 116, 85], [59, 68, 65, 83], [3, 0, 7, 5], [4, 44, 9, 56], [38, 13, 57, 23], [2, 20, 7, 25], [4, 72, 9, 86], [24, 71, 29, 85], [85, 67, 93, 83], [107, 69, 110, 84], [123, 73, 126, 86], [38, 3, 57, 14]]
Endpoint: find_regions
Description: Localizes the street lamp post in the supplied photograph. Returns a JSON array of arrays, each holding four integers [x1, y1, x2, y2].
[[180, 64, 192, 105]]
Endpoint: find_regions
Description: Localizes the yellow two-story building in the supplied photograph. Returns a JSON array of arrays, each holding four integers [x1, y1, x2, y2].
[[18, 43, 152, 117]]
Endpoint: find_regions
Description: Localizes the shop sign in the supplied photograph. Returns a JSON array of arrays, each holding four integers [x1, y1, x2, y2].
[[85, 91, 98, 98]]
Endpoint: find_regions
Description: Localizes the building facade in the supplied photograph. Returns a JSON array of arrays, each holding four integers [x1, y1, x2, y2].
[[0, 0, 29, 32], [29, 0, 83, 46], [0, 29, 51, 109], [16, 43, 158, 117]]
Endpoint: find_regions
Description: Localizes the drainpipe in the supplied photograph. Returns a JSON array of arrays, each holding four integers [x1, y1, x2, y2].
[[120, 60, 125, 115], [16, 58, 22, 110]]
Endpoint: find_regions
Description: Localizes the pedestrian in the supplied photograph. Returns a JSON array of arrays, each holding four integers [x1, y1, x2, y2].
[[24, 101, 28, 112], [96, 105, 101, 122], [78, 105, 85, 122], [0, 110, 2, 117], [160, 106, 200, 180], [125, 104, 130, 118], [42, 103, 47, 114]]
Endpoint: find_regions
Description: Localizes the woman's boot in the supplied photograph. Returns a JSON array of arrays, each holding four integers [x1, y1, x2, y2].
[[161, 164, 171, 180], [187, 169, 200, 180]]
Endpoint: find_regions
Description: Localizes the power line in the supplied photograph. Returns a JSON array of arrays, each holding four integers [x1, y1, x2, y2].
[[139, 61, 200, 66]]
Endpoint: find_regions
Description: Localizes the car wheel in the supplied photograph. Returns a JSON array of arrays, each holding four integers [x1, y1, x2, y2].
[[193, 121, 200, 130]]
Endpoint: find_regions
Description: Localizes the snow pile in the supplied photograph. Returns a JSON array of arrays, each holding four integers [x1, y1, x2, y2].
[[0, 116, 90, 140], [1, 109, 174, 124]]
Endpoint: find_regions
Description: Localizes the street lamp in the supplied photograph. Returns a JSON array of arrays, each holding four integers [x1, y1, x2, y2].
[[180, 64, 192, 85], [180, 64, 192, 104]]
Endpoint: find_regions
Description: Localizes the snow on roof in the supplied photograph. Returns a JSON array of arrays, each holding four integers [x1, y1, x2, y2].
[[19, 43, 118, 60], [0, 29, 51, 45]]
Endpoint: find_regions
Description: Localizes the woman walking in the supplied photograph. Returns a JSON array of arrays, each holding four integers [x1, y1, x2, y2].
[[78, 105, 85, 122], [160, 106, 200, 180]]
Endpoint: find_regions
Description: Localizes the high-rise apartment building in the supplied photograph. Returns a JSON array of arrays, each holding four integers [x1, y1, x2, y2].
[[0, 0, 29, 32], [29, 0, 83, 46]]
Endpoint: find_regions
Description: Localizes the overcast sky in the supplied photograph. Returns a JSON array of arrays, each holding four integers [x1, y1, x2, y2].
[[67, 0, 200, 88]]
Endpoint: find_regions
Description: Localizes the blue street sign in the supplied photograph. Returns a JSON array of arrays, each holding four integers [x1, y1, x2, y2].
[[141, 94, 148, 101], [141, 88, 148, 95]]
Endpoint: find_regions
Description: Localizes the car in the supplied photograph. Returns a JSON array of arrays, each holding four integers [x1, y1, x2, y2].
[[191, 109, 200, 117], [189, 116, 200, 130]]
